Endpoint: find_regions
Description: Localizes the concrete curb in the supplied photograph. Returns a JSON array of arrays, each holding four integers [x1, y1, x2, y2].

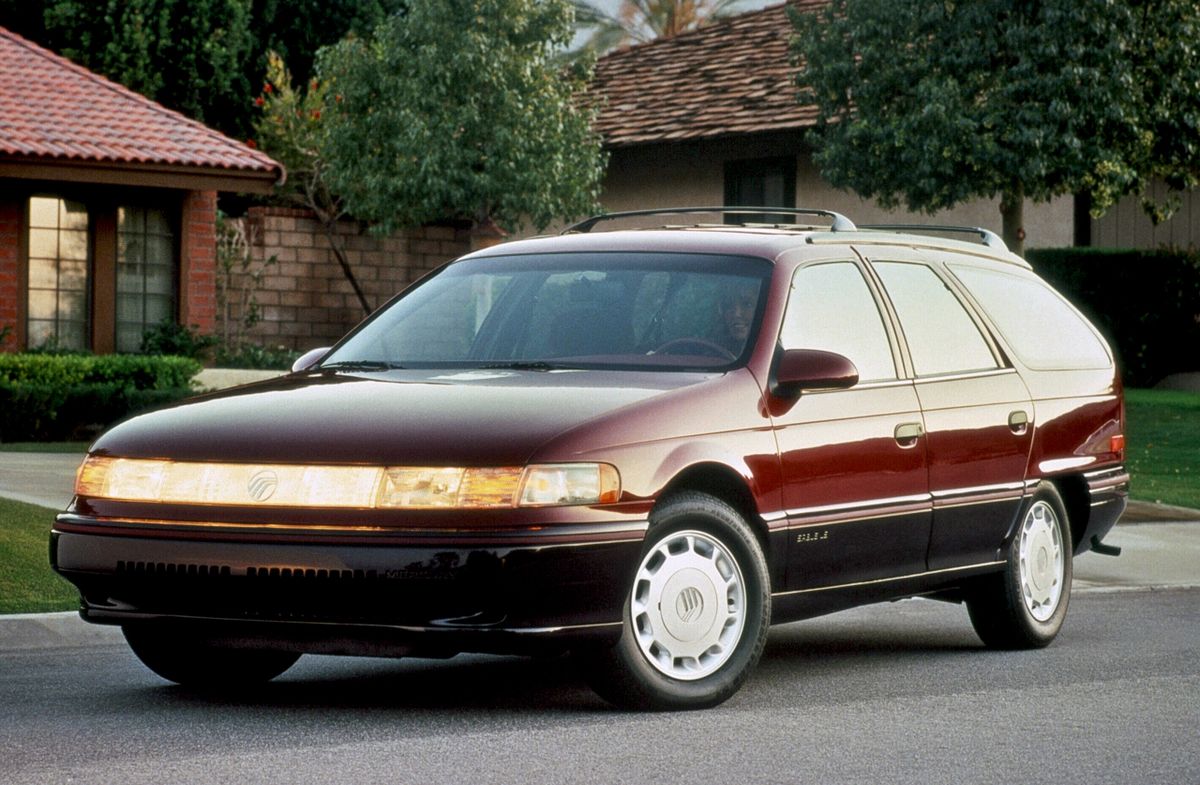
[[1121, 500, 1200, 523]]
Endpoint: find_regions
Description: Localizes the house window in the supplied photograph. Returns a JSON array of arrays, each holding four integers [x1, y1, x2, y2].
[[723, 157, 796, 224], [21, 193, 181, 353], [117, 206, 178, 352], [26, 195, 90, 350]]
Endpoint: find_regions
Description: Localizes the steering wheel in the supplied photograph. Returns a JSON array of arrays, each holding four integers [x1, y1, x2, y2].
[[651, 337, 736, 360]]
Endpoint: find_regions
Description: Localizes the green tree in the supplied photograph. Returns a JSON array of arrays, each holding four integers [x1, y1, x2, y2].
[[792, 0, 1200, 255], [247, 1, 407, 107], [317, 0, 606, 233], [572, 0, 745, 55], [42, 0, 254, 137], [253, 52, 371, 314], [0, 0, 51, 42], [1, 0, 403, 141]]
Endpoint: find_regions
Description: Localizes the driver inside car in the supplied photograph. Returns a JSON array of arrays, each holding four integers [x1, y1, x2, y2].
[[713, 282, 759, 356]]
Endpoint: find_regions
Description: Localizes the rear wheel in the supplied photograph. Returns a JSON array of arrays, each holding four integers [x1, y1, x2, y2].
[[579, 492, 770, 710], [967, 484, 1072, 648], [123, 624, 301, 688]]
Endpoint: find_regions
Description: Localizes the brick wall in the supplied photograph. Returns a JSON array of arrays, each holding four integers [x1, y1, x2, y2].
[[0, 199, 19, 352], [227, 207, 472, 350], [181, 190, 218, 334]]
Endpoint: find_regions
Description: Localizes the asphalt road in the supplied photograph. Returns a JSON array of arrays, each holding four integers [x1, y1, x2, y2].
[[2, 590, 1196, 785]]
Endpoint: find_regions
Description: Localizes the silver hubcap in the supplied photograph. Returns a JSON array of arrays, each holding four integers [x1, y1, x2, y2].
[[1017, 501, 1064, 622], [630, 529, 746, 680]]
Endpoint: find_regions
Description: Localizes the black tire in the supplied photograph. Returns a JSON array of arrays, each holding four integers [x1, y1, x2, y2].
[[123, 624, 301, 688], [578, 491, 770, 710], [967, 484, 1073, 649]]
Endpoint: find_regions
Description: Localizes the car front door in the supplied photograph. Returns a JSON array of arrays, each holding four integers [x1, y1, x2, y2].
[[772, 259, 931, 591]]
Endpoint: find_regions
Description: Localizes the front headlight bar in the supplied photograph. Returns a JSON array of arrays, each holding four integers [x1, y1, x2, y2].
[[75, 457, 620, 509]]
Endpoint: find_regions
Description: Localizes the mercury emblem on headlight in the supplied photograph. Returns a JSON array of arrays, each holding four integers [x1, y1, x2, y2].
[[247, 470, 279, 502]]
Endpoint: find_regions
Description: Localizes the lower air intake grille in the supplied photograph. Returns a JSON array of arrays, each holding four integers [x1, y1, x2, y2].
[[114, 562, 380, 582], [117, 561, 232, 578]]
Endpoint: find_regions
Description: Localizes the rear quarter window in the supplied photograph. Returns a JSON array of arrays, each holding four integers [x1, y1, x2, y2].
[[948, 263, 1111, 370]]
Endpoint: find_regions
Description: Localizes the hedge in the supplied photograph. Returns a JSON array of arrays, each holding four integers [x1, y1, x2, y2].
[[0, 354, 202, 442], [1026, 247, 1200, 388]]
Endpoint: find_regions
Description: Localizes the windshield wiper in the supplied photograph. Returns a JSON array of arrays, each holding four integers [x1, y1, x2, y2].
[[320, 360, 405, 372], [478, 361, 572, 372]]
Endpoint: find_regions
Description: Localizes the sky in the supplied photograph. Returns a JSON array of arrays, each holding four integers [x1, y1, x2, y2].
[[587, 0, 775, 15], [574, 0, 777, 48]]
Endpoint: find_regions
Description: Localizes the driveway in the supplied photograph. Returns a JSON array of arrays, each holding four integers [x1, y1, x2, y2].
[[0, 451, 83, 509]]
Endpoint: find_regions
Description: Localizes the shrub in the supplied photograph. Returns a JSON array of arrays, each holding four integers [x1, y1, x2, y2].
[[139, 320, 219, 361], [1027, 247, 1200, 387], [0, 354, 201, 389], [213, 342, 302, 370], [0, 354, 202, 441]]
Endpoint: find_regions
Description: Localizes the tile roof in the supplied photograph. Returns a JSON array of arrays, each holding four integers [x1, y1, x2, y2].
[[0, 25, 282, 180], [590, 0, 824, 147]]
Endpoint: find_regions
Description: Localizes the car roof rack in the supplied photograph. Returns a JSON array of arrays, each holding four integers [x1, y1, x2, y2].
[[564, 207, 858, 234], [859, 224, 1008, 251]]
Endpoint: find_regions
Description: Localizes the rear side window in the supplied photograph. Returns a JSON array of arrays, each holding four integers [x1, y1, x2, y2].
[[780, 262, 897, 381], [949, 264, 1111, 370], [873, 262, 1000, 377]]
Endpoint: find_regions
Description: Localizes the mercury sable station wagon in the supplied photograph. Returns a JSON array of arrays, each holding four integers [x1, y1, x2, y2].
[[52, 207, 1128, 709]]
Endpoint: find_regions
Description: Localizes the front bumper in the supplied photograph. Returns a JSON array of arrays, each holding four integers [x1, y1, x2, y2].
[[51, 517, 646, 656]]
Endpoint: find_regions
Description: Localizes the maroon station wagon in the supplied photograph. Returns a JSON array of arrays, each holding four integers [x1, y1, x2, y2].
[[52, 208, 1128, 709]]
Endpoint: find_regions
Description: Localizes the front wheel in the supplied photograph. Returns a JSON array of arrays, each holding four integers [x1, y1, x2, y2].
[[579, 492, 770, 710], [967, 484, 1073, 649], [123, 624, 301, 688]]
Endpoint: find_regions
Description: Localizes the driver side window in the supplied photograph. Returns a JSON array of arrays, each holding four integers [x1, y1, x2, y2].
[[780, 262, 897, 382]]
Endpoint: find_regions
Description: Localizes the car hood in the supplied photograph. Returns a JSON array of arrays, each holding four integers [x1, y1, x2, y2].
[[90, 368, 711, 465]]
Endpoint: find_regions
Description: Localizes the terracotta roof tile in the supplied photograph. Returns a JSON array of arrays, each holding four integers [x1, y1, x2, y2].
[[0, 25, 282, 179], [591, 1, 823, 147]]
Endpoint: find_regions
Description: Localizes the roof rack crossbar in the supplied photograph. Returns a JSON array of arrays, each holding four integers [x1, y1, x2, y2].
[[859, 224, 1007, 251], [565, 207, 858, 234]]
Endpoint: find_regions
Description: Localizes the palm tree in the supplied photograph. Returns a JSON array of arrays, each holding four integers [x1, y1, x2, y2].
[[572, 0, 746, 55]]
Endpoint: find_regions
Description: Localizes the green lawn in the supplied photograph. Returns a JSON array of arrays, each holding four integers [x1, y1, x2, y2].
[[0, 497, 78, 614], [1125, 388, 1200, 509]]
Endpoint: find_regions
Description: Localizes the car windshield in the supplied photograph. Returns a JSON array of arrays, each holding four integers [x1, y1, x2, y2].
[[322, 252, 772, 372]]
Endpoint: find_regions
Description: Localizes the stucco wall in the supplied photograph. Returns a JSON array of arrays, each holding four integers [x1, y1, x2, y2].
[[599, 137, 1075, 250], [1092, 182, 1200, 249]]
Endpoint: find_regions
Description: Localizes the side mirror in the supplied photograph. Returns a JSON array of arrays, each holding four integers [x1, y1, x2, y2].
[[772, 349, 859, 398], [291, 346, 332, 373]]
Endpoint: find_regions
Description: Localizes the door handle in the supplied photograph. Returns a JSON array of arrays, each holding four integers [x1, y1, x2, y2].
[[894, 422, 924, 447], [1008, 410, 1030, 434]]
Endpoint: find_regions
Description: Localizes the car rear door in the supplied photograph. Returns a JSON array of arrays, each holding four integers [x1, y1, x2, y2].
[[866, 253, 1034, 571]]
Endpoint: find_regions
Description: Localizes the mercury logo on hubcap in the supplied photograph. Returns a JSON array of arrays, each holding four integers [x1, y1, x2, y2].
[[676, 587, 704, 623]]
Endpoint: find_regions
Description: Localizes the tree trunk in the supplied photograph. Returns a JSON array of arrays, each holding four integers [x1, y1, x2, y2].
[[469, 214, 508, 252], [320, 220, 372, 316], [1000, 187, 1025, 257]]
